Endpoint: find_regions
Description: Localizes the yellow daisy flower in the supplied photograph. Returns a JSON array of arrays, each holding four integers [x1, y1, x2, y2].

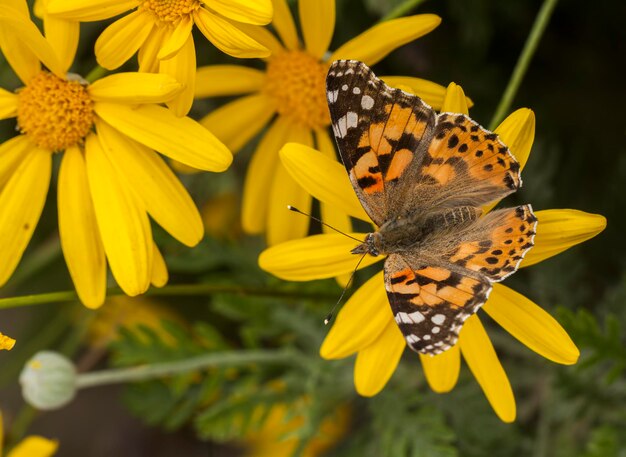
[[194, 0, 458, 245], [243, 398, 350, 457], [258, 84, 607, 422], [0, 8, 232, 308], [45, 0, 273, 116], [1, 412, 57, 457]]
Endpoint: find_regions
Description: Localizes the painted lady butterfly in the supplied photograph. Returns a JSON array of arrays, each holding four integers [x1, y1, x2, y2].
[[326, 60, 537, 355]]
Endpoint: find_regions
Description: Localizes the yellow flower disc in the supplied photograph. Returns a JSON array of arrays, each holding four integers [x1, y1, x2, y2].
[[264, 50, 329, 129], [17, 72, 94, 152], [141, 0, 200, 22]]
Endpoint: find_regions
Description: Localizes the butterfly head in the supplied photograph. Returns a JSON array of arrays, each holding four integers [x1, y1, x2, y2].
[[351, 232, 382, 257]]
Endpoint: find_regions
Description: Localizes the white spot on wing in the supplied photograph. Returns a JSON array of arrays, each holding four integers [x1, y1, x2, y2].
[[432, 326, 440, 334], [431, 314, 446, 325], [406, 334, 420, 344], [341, 84, 348, 91], [395, 311, 425, 324], [423, 334, 431, 340], [361, 95, 374, 110], [352, 87, 361, 94], [327, 90, 338, 103]]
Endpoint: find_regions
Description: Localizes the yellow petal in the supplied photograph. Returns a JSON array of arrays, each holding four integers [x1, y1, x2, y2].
[[316, 128, 352, 286], [483, 284, 579, 365], [271, 0, 299, 50], [300, 0, 334, 59], [459, 315, 516, 423], [138, 25, 167, 73], [204, 0, 273, 25], [94, 102, 233, 172], [0, 147, 51, 286], [89, 72, 183, 104], [279, 143, 370, 222], [97, 120, 203, 247], [7, 436, 58, 457], [46, 0, 138, 21], [267, 163, 312, 245], [95, 10, 153, 70], [194, 65, 265, 98], [420, 345, 460, 393], [381, 76, 473, 111], [495, 108, 534, 171], [441, 82, 469, 114], [258, 233, 381, 280], [58, 146, 106, 309], [85, 134, 152, 296], [151, 242, 168, 287], [200, 93, 275, 153], [0, 332, 16, 350], [329, 14, 441, 66], [242, 117, 288, 234], [267, 126, 313, 245], [0, 136, 35, 188], [0, 8, 63, 79], [231, 22, 284, 55], [157, 14, 192, 60], [523, 209, 606, 267], [354, 319, 405, 397], [0, 87, 18, 120], [43, 15, 78, 74], [193, 7, 270, 58], [321, 271, 390, 359], [159, 33, 196, 116]]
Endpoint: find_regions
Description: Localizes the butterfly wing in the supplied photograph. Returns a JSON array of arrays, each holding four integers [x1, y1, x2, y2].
[[327, 61, 522, 223], [403, 112, 522, 215], [385, 255, 491, 354], [326, 60, 436, 226], [386, 205, 537, 354]]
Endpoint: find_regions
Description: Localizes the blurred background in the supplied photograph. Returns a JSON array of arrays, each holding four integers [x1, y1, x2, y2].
[[1, 0, 625, 455]]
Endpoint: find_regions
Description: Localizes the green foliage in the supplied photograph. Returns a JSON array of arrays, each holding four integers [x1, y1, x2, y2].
[[559, 308, 626, 384]]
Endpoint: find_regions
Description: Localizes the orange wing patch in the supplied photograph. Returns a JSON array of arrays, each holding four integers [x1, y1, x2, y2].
[[423, 113, 521, 192], [449, 205, 537, 282]]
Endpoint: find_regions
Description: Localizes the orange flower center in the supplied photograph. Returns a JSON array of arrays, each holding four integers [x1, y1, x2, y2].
[[141, 0, 200, 22], [17, 71, 94, 152], [263, 50, 330, 129]]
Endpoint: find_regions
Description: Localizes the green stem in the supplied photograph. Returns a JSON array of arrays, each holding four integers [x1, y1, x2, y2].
[[488, 0, 559, 130], [0, 285, 337, 310], [5, 406, 36, 450], [75, 349, 299, 389], [381, 0, 428, 21], [85, 65, 107, 83]]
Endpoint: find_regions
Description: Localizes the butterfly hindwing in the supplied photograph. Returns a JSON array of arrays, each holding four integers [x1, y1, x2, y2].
[[404, 113, 522, 214], [327, 60, 436, 226], [447, 204, 537, 282]]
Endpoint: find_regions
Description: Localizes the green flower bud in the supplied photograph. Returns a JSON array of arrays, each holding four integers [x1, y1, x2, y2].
[[20, 351, 77, 410]]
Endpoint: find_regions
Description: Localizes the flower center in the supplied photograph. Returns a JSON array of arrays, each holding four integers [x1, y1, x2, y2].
[[263, 50, 329, 129], [17, 72, 94, 152], [141, 0, 200, 22]]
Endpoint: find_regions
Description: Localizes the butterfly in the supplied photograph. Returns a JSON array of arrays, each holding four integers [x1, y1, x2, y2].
[[326, 60, 537, 355]]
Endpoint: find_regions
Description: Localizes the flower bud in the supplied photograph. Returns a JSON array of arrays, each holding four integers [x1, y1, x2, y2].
[[19, 351, 77, 410]]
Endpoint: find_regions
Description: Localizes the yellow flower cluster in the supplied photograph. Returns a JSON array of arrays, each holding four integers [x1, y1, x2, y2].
[[0, 0, 608, 435]]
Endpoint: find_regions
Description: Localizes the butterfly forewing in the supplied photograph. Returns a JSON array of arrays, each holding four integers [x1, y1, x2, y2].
[[326, 60, 436, 226]]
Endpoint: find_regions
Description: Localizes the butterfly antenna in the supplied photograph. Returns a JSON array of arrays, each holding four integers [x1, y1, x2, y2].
[[287, 205, 363, 243], [324, 252, 368, 325]]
